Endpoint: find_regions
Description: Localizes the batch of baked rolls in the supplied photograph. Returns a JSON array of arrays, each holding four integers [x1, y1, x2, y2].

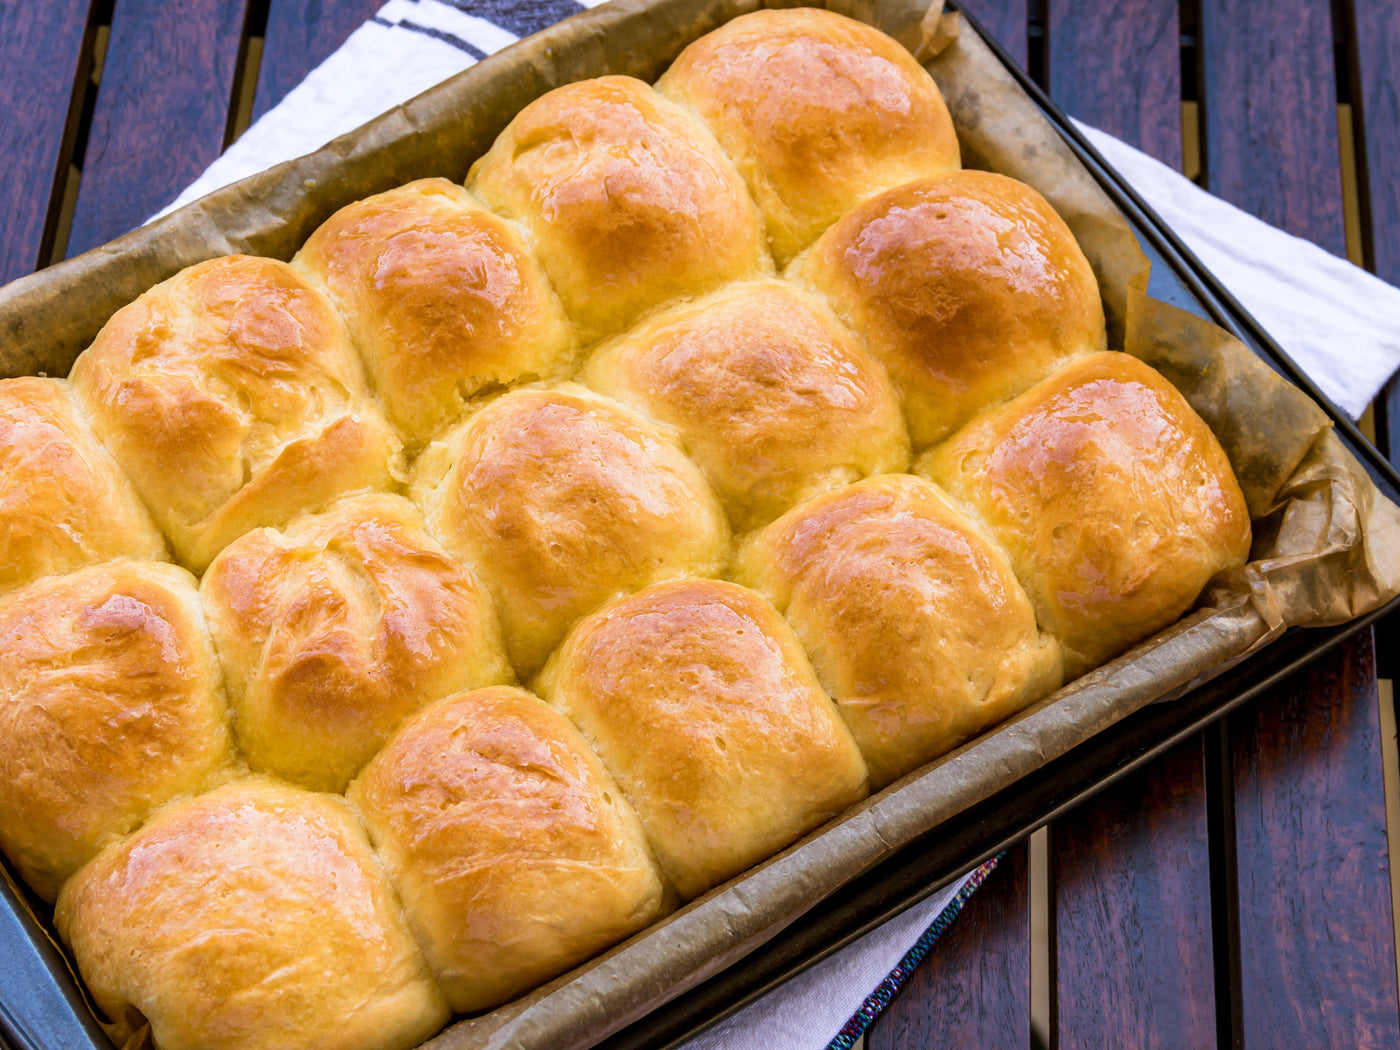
[[0, 9, 1253, 1050]]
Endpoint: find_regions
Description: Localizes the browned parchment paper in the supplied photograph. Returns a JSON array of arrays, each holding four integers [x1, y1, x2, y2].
[[1, 2, 1398, 1050]]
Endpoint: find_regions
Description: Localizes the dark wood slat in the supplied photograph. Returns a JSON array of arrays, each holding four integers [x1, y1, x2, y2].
[[0, 0, 97, 282], [1046, 0, 1182, 170], [252, 0, 384, 123], [868, 843, 1029, 1048], [1349, 0, 1400, 289], [1229, 633, 1400, 1048], [1052, 739, 1216, 1048], [1198, 0, 1346, 256], [65, 0, 253, 258], [957, 0, 1027, 69]]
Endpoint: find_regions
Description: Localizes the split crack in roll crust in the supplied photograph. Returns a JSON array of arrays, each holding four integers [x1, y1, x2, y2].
[[201, 492, 513, 793], [412, 384, 729, 677], [0, 377, 167, 597], [583, 279, 910, 531], [794, 169, 1107, 449], [736, 474, 1063, 789], [0, 561, 232, 901], [69, 254, 399, 571], [348, 685, 668, 1014], [468, 75, 768, 344], [921, 351, 1253, 678], [55, 778, 449, 1050], [294, 179, 577, 445], [537, 578, 870, 900], [658, 7, 961, 263]]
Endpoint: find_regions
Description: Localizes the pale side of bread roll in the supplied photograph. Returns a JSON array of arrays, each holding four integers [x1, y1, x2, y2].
[[294, 178, 577, 446], [0, 561, 232, 901], [537, 578, 870, 900], [348, 686, 669, 1014], [657, 7, 960, 263], [468, 75, 768, 344], [735, 474, 1063, 788], [68, 254, 400, 572], [201, 492, 513, 793], [921, 352, 1253, 678], [411, 384, 729, 677], [0, 376, 168, 597], [793, 169, 1107, 449], [55, 778, 449, 1050], [582, 279, 910, 531]]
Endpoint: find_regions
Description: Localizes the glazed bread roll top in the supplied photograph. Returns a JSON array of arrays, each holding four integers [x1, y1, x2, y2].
[[921, 352, 1252, 677], [736, 474, 1062, 788], [294, 179, 576, 445], [348, 686, 668, 1014], [795, 170, 1106, 448], [201, 493, 513, 793], [412, 385, 729, 676], [69, 255, 399, 571], [658, 7, 960, 263], [55, 778, 449, 1050], [468, 75, 768, 343], [583, 279, 909, 531], [0, 561, 231, 901], [0, 377, 167, 597], [537, 579, 869, 900]]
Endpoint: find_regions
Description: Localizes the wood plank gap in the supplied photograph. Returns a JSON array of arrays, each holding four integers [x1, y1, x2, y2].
[[1203, 719, 1242, 1050], [1026, 0, 1046, 89], [1338, 107, 1366, 268], [1030, 826, 1051, 1049], [36, 11, 102, 272], [221, 1, 263, 150]]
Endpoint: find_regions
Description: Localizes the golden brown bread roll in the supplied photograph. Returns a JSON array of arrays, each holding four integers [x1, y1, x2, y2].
[[201, 493, 513, 792], [735, 474, 1062, 788], [468, 75, 768, 343], [920, 352, 1252, 677], [537, 578, 869, 900], [794, 170, 1107, 448], [348, 686, 668, 1013], [294, 179, 577, 445], [0, 561, 232, 900], [582, 279, 909, 530], [55, 777, 449, 1050], [69, 254, 399, 571], [412, 384, 729, 676], [657, 7, 960, 263], [0, 376, 167, 597]]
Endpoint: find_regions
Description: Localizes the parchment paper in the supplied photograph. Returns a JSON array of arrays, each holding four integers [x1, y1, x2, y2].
[[2, 3, 1398, 1050]]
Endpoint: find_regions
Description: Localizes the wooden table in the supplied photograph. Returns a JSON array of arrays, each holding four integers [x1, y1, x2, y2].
[[2, 2, 1398, 1048]]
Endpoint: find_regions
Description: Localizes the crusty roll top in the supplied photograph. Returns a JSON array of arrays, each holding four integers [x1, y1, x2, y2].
[[658, 7, 960, 262], [294, 179, 576, 444], [201, 493, 512, 792]]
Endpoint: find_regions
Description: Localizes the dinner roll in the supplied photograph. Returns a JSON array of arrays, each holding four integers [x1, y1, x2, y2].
[[348, 686, 668, 1013], [735, 474, 1062, 788], [582, 279, 909, 530], [412, 385, 728, 676], [0, 377, 167, 597], [921, 352, 1252, 677], [0, 561, 231, 900], [794, 170, 1106, 448], [55, 778, 449, 1050], [537, 579, 869, 900], [468, 75, 767, 343], [201, 493, 512, 792], [658, 7, 960, 262], [69, 254, 399, 571], [294, 179, 576, 445]]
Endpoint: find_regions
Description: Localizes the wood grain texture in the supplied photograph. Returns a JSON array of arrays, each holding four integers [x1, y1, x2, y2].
[[868, 844, 1029, 1048], [1046, 0, 1182, 169], [1199, 0, 1346, 255], [0, 0, 96, 282], [956, 0, 1027, 70], [65, 0, 252, 258], [1052, 739, 1216, 1049], [1229, 633, 1400, 1048], [253, 0, 385, 122], [1349, 0, 1400, 287]]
